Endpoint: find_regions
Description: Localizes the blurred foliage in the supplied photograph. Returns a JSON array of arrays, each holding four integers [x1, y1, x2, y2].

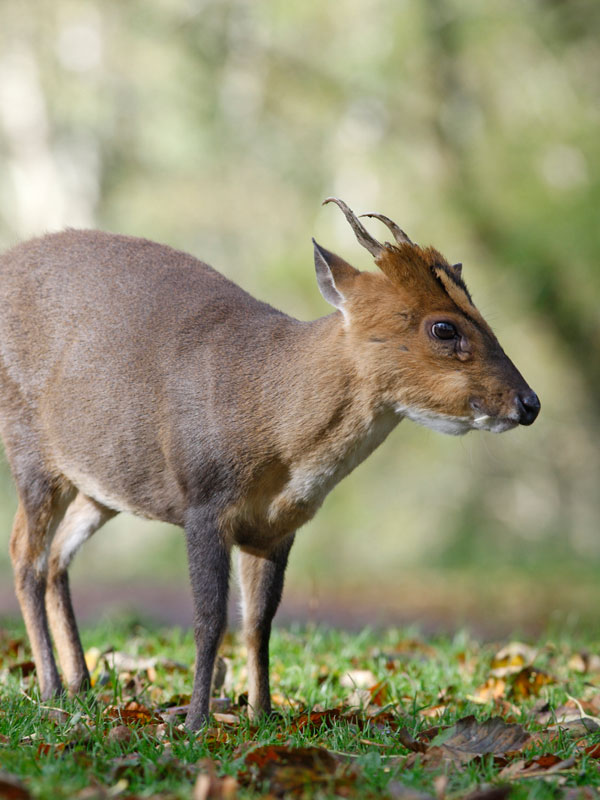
[[0, 0, 599, 606]]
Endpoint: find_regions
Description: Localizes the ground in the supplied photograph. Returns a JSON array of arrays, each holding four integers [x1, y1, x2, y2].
[[1, 620, 600, 799]]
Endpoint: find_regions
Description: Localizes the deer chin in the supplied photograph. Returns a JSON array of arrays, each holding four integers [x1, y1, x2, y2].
[[471, 414, 520, 433], [394, 405, 521, 436], [394, 404, 473, 436]]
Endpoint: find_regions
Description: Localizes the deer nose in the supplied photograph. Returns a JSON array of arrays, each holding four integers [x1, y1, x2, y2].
[[515, 390, 540, 426]]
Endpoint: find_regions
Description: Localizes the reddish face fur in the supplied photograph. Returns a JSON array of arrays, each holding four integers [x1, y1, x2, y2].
[[318, 234, 538, 436]]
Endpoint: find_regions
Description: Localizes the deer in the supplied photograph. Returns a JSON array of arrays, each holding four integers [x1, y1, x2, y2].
[[0, 198, 540, 730]]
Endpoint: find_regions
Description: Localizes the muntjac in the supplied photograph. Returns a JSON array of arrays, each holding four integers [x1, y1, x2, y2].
[[0, 198, 539, 729]]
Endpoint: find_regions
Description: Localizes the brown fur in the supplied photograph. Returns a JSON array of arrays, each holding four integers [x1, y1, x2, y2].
[[0, 201, 539, 728]]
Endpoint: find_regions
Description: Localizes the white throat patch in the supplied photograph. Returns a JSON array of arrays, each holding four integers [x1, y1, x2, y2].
[[394, 404, 472, 436]]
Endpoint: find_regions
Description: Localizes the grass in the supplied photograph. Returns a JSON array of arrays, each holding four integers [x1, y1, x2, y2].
[[1, 619, 600, 798]]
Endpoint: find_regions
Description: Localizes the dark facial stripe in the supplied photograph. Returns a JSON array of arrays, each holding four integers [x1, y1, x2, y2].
[[432, 263, 473, 304], [431, 266, 485, 330]]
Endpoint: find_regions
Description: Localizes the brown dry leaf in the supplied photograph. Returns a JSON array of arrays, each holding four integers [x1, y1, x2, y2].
[[464, 788, 512, 800], [105, 701, 163, 726], [388, 781, 510, 800], [0, 632, 27, 658], [469, 677, 507, 704], [340, 669, 377, 689], [455, 652, 478, 680], [499, 754, 577, 779], [239, 744, 356, 797], [193, 760, 237, 800], [563, 789, 600, 800], [540, 697, 600, 735], [107, 725, 134, 745], [391, 639, 437, 659], [397, 728, 427, 754], [369, 680, 389, 707], [419, 704, 449, 720], [405, 716, 531, 767], [211, 698, 233, 713], [35, 741, 66, 758], [291, 708, 361, 732], [510, 667, 553, 700], [346, 688, 372, 708], [8, 661, 35, 677], [103, 651, 187, 674], [212, 713, 239, 725], [202, 727, 233, 751], [583, 742, 600, 759], [568, 652, 600, 674], [108, 754, 146, 782], [490, 643, 537, 677], [0, 774, 32, 800]]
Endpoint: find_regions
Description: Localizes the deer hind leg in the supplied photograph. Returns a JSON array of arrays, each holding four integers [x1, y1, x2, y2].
[[238, 533, 295, 720], [9, 474, 75, 700], [46, 493, 115, 694]]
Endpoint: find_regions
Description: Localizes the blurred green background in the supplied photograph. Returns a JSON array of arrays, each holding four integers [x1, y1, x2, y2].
[[0, 0, 598, 634]]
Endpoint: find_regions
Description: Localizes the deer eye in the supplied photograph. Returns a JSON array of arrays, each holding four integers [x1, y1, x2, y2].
[[431, 321, 458, 340]]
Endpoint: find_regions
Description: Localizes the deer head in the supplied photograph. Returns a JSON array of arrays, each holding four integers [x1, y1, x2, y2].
[[314, 197, 540, 435]]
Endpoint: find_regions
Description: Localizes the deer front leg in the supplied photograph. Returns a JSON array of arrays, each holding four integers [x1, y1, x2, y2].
[[238, 533, 295, 720], [184, 506, 231, 731]]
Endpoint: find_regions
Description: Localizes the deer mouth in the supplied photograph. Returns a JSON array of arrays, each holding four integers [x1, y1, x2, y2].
[[470, 390, 540, 432], [471, 413, 520, 433]]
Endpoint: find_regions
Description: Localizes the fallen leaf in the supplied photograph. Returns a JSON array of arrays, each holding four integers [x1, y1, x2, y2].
[[239, 744, 356, 797], [490, 643, 537, 677], [105, 702, 162, 726], [0, 774, 31, 800], [35, 741, 66, 757], [84, 647, 102, 673], [510, 667, 553, 700], [397, 728, 427, 754], [419, 704, 449, 720], [584, 742, 600, 759], [370, 680, 389, 706], [499, 754, 577, 779], [389, 639, 437, 659], [387, 782, 435, 799], [102, 651, 186, 673], [340, 669, 377, 689], [8, 661, 35, 677], [107, 725, 133, 745], [346, 688, 372, 708], [193, 761, 237, 800], [464, 788, 511, 800], [212, 713, 239, 725], [568, 652, 600, 674], [469, 677, 507, 704], [291, 708, 362, 732], [562, 789, 600, 800], [211, 698, 233, 713], [406, 716, 531, 767]]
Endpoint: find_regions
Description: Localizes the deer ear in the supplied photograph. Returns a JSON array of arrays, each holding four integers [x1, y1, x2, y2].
[[452, 263, 463, 278], [313, 239, 359, 311]]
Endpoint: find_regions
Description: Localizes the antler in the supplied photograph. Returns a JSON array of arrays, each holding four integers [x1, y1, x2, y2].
[[359, 212, 414, 246], [322, 197, 384, 258]]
